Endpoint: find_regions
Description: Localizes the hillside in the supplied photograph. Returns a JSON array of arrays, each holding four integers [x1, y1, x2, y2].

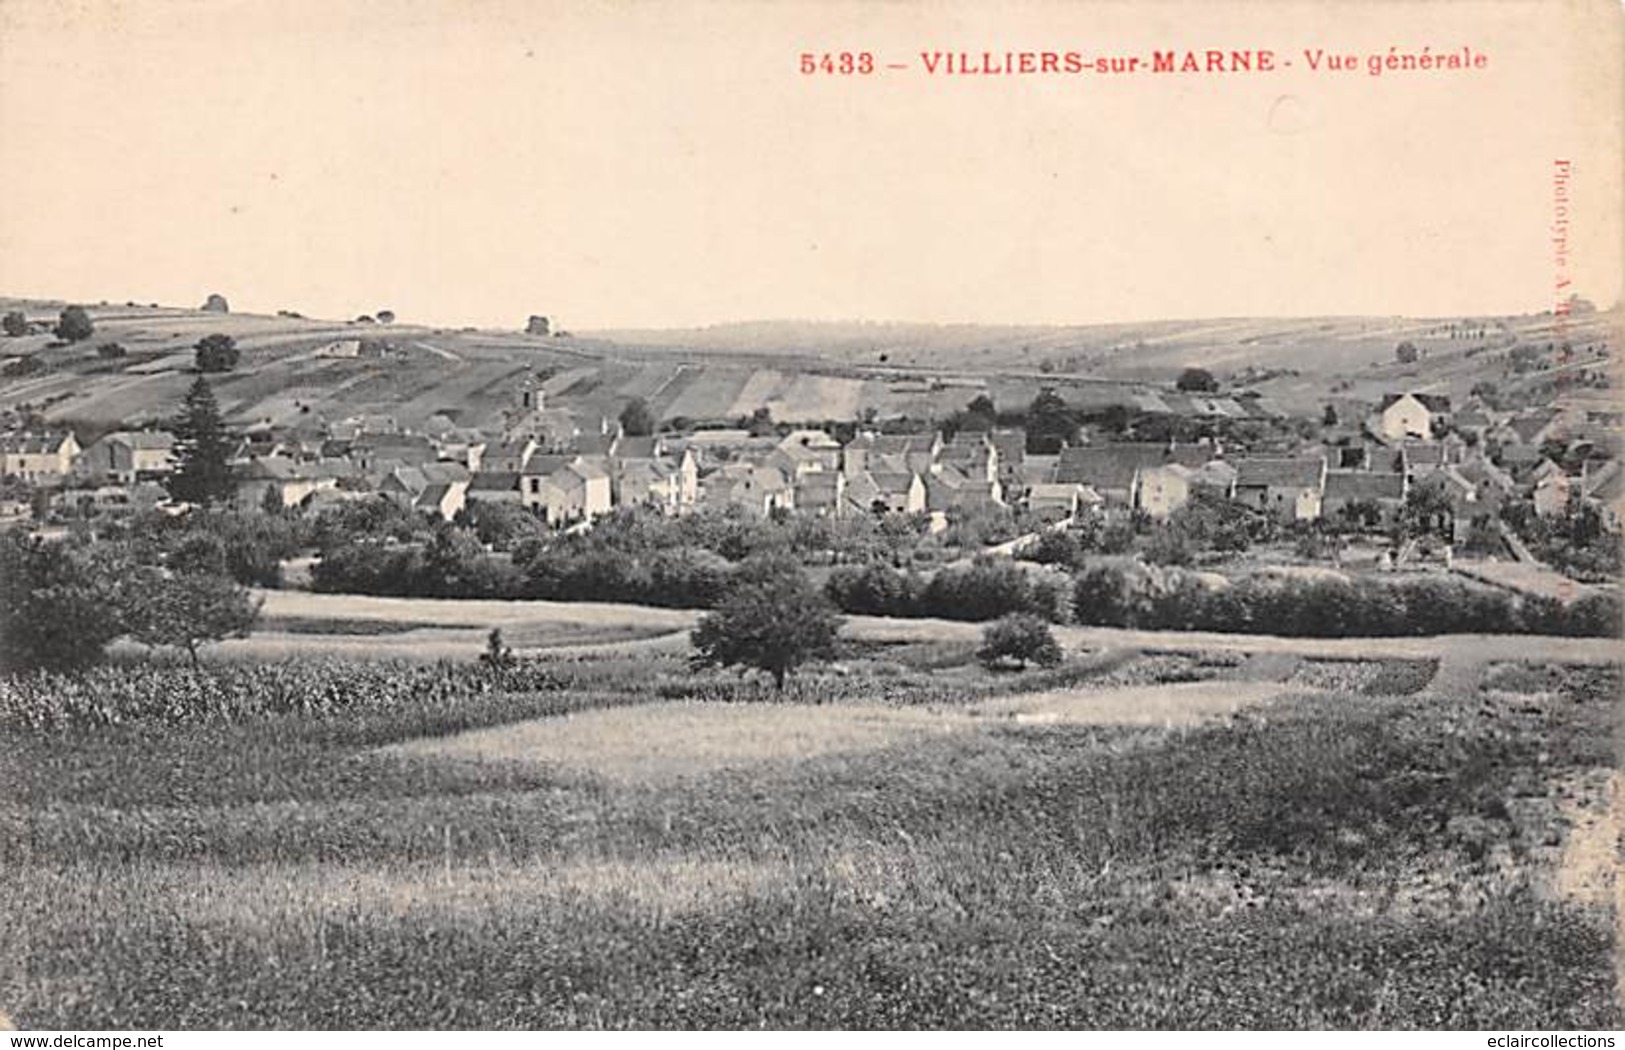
[[1, 298, 1617, 435]]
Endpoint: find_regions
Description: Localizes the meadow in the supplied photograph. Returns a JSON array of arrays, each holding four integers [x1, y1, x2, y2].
[[0, 627, 1618, 1029]]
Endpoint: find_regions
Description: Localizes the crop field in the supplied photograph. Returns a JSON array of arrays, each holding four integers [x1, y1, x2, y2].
[[2, 300, 1616, 433], [657, 368, 751, 422], [0, 626, 1619, 1029]]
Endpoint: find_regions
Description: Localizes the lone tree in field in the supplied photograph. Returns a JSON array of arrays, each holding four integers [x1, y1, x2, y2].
[[618, 396, 656, 437], [54, 305, 94, 343], [1395, 341, 1420, 365], [200, 293, 230, 313], [167, 377, 236, 507], [194, 333, 240, 372], [977, 613, 1063, 670], [126, 568, 261, 665], [690, 557, 842, 691], [2, 311, 27, 337], [1175, 366, 1219, 393]]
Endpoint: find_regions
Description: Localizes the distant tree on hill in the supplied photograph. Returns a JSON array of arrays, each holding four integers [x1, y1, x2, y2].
[[619, 396, 656, 437], [376, 309, 396, 324], [54, 305, 94, 343], [526, 315, 551, 336], [690, 557, 842, 691], [200, 293, 230, 313], [1322, 404, 1338, 426], [167, 377, 236, 507], [96, 342, 126, 359], [1395, 341, 1420, 365], [194, 333, 240, 372], [1175, 367, 1219, 392], [2, 311, 27, 337]]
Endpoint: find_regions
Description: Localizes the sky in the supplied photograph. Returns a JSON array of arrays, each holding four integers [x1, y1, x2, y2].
[[0, 0, 1620, 330]]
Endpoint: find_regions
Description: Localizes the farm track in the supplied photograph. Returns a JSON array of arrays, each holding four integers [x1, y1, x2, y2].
[[253, 591, 1625, 666]]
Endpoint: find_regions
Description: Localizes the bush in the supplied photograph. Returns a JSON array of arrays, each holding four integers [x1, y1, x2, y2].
[[54, 305, 94, 343], [977, 613, 1062, 669], [95, 342, 127, 359], [0, 532, 129, 673], [825, 562, 926, 617], [1, 310, 26, 337], [1022, 529, 1084, 569], [2, 356, 45, 377], [194, 333, 240, 372]]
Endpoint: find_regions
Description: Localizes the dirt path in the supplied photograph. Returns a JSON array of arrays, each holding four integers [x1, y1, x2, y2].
[[255, 591, 1624, 666]]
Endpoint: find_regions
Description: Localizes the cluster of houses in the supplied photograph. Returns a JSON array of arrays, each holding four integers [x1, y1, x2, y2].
[[3, 381, 1622, 540]]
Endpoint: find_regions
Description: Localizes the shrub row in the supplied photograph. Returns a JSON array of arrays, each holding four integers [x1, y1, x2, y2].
[[825, 558, 1075, 623], [1073, 562, 1620, 638], [825, 558, 1621, 639]]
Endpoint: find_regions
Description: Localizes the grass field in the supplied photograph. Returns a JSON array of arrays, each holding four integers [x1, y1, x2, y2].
[[0, 631, 1618, 1029]]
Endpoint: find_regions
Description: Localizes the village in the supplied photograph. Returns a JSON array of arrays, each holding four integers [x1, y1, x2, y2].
[[3, 347, 1621, 584]]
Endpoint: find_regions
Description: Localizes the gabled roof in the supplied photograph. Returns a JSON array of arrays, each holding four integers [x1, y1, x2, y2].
[[1028, 481, 1100, 505], [854, 432, 934, 456], [415, 482, 455, 508], [239, 456, 305, 481], [616, 436, 659, 460], [1380, 392, 1452, 413], [0, 431, 75, 454], [1324, 471, 1405, 502], [1401, 442, 1450, 467], [1457, 458, 1517, 493], [520, 452, 572, 477], [383, 466, 429, 494], [868, 470, 921, 495], [1415, 467, 1475, 497], [108, 430, 175, 451], [797, 472, 844, 505], [1497, 444, 1544, 465], [1053, 443, 1207, 489], [467, 472, 521, 492], [843, 472, 882, 510], [421, 461, 471, 484], [313, 458, 359, 480], [1506, 410, 1559, 445], [779, 429, 841, 451], [1584, 463, 1625, 504], [1530, 459, 1567, 483], [566, 458, 610, 482], [1188, 460, 1238, 488], [1233, 456, 1325, 489], [990, 429, 1025, 455]]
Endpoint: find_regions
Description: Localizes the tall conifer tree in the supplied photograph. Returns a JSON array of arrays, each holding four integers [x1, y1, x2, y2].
[[167, 376, 236, 506]]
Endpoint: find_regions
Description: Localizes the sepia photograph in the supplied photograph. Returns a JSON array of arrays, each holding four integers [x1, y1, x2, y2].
[[0, 0, 1622, 1036]]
